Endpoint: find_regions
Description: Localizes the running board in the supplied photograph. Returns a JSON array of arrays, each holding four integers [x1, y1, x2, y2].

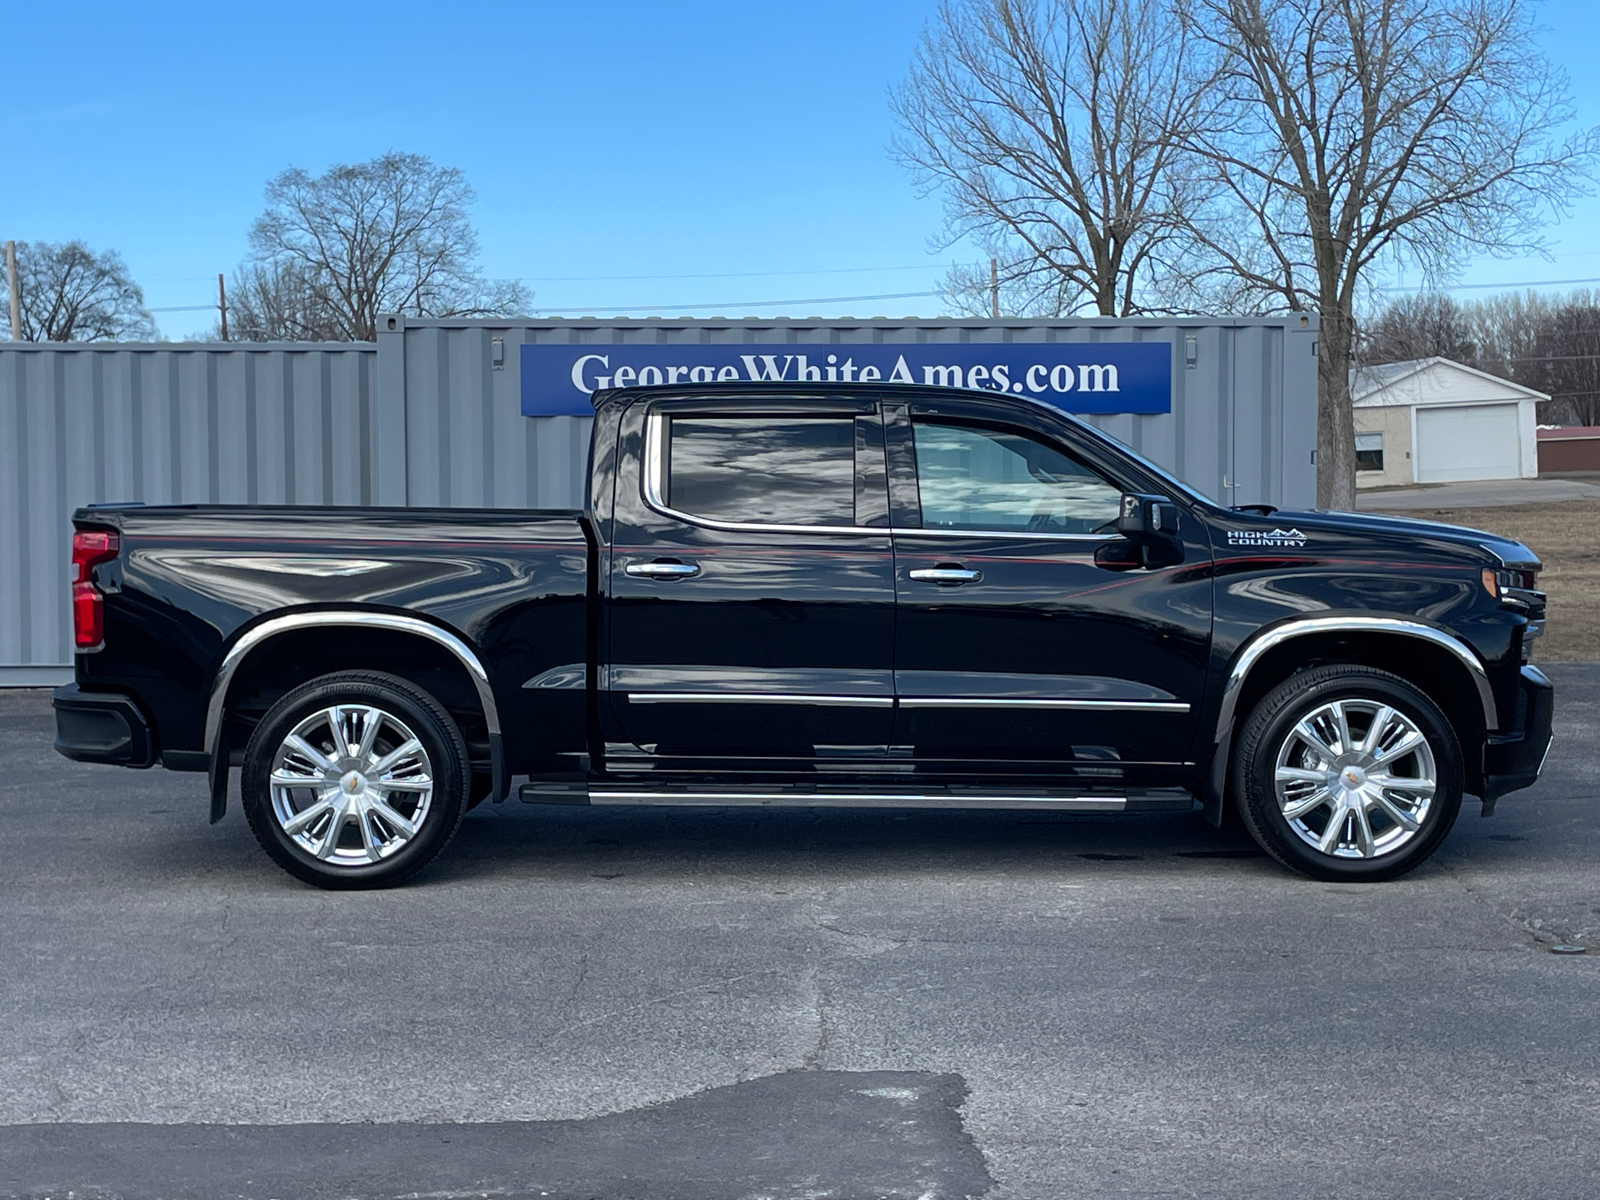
[[520, 782, 1194, 812]]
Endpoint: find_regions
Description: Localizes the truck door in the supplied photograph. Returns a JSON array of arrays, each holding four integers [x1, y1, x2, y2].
[[604, 396, 896, 768], [885, 399, 1213, 780]]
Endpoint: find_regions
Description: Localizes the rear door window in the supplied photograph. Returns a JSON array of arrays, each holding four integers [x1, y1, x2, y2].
[[667, 416, 857, 527]]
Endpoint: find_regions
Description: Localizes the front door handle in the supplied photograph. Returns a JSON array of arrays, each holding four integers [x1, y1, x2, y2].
[[626, 560, 701, 580], [908, 566, 982, 586]]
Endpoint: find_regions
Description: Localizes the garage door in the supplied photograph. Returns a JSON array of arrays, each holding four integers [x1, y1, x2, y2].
[[1415, 404, 1521, 483]]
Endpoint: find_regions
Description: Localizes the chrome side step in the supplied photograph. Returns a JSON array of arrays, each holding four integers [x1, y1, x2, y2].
[[519, 782, 1194, 812], [594, 790, 1130, 810]]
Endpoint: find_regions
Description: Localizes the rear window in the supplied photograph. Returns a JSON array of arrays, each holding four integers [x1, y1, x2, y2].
[[667, 417, 856, 527]]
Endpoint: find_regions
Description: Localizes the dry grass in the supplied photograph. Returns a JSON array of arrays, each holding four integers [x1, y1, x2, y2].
[[1372, 500, 1600, 661]]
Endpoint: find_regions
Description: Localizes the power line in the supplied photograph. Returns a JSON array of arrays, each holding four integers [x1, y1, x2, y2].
[[529, 290, 942, 316], [1499, 354, 1600, 363], [141, 264, 966, 288], [517, 263, 967, 284], [1376, 275, 1600, 293], [143, 290, 948, 322], [147, 275, 959, 320]]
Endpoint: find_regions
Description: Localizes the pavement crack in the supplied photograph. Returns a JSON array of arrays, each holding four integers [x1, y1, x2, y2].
[[1435, 851, 1589, 948], [801, 966, 832, 1070], [537, 968, 784, 1046], [45, 1076, 68, 1122], [563, 953, 590, 1008], [1502, 901, 1597, 947], [810, 911, 909, 957]]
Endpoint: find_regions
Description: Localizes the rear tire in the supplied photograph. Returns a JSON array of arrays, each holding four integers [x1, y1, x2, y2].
[[241, 671, 470, 890], [1233, 665, 1464, 882]]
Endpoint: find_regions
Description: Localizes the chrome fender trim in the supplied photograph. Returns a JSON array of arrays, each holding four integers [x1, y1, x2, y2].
[[203, 612, 504, 816], [1215, 616, 1498, 742], [1202, 616, 1498, 829]]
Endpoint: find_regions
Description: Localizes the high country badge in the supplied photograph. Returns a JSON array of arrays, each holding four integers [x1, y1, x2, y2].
[[1227, 528, 1308, 548]]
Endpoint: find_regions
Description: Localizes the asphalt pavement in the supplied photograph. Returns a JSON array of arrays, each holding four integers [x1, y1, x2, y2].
[[3, 669, 1598, 1200]]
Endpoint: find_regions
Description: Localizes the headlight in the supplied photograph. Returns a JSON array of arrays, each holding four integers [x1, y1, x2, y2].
[[1482, 567, 1541, 599]]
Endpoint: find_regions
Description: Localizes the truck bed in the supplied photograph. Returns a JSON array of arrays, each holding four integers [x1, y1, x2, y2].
[[73, 504, 592, 767]]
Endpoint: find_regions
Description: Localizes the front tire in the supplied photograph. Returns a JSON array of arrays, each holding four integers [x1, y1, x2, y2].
[[241, 671, 470, 889], [1233, 665, 1464, 882]]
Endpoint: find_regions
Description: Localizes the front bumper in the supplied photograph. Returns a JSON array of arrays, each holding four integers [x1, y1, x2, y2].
[[1481, 664, 1554, 809], [52, 684, 156, 768]]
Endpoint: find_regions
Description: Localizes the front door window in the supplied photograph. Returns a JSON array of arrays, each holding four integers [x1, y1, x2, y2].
[[911, 421, 1123, 535]]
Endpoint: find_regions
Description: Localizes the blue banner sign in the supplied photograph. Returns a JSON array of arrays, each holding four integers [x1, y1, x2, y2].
[[521, 341, 1171, 417]]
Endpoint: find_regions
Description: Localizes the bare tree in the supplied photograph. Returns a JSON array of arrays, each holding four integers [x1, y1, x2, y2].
[[238, 152, 532, 341], [1185, 0, 1595, 507], [1514, 290, 1600, 424], [1462, 289, 1554, 384], [1360, 293, 1475, 364], [893, 0, 1206, 317], [1531, 306, 1600, 425], [225, 260, 341, 342], [2, 241, 155, 342]]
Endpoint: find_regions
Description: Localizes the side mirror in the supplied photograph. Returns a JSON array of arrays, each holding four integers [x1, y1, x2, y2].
[[1114, 493, 1178, 541], [1100, 492, 1183, 571]]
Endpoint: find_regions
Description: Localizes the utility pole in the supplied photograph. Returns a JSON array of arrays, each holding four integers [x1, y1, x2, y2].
[[5, 241, 20, 341], [989, 257, 1000, 320], [218, 272, 228, 341]]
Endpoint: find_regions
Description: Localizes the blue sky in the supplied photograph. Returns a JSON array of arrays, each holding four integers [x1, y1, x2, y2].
[[8, 0, 1600, 338]]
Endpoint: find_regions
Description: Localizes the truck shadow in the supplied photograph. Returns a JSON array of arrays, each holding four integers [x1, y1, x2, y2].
[[424, 802, 1275, 885]]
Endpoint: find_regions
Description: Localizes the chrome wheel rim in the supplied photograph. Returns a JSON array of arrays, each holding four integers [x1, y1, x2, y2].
[[269, 705, 433, 867], [1273, 698, 1436, 860]]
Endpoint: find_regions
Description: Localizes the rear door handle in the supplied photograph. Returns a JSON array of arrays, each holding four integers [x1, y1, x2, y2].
[[626, 560, 701, 580], [908, 567, 982, 585]]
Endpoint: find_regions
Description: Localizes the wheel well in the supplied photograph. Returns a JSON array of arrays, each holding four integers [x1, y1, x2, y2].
[[218, 627, 492, 775], [1229, 631, 1488, 793]]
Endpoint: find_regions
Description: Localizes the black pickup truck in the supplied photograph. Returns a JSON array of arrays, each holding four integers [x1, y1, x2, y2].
[[53, 382, 1552, 888]]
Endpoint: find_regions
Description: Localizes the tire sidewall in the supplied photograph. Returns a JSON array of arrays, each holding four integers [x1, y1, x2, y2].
[[241, 672, 469, 889], [1236, 667, 1465, 882]]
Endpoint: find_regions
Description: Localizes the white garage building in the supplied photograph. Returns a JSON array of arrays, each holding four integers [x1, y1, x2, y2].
[[1352, 357, 1544, 489]]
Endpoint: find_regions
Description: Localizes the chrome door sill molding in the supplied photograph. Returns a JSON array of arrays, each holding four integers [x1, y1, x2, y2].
[[898, 697, 1190, 712], [624, 693, 1186, 712], [627, 693, 894, 707]]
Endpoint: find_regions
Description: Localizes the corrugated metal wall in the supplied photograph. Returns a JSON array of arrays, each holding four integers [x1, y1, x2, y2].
[[0, 343, 377, 681], [3, 315, 1315, 680], [382, 319, 592, 509], [387, 314, 1317, 513]]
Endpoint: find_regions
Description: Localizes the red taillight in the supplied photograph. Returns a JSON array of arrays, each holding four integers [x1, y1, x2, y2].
[[71, 528, 119, 650], [72, 583, 103, 649]]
